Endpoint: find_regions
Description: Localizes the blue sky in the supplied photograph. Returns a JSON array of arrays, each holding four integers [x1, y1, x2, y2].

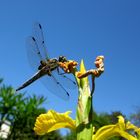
[[0, 0, 140, 123]]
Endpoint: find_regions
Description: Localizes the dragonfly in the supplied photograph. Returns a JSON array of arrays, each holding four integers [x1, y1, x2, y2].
[[16, 23, 76, 100]]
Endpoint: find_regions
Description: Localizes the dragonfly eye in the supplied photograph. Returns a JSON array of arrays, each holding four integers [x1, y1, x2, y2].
[[59, 56, 67, 62]]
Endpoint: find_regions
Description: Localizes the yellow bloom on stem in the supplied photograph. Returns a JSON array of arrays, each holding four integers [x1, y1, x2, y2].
[[93, 116, 139, 140], [126, 121, 140, 136], [33, 56, 140, 140], [34, 110, 76, 135]]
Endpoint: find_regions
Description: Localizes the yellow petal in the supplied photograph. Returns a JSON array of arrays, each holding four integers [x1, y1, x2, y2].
[[80, 60, 86, 74], [126, 121, 140, 136], [78, 60, 88, 88], [117, 115, 125, 130], [93, 116, 138, 140], [34, 110, 76, 135]]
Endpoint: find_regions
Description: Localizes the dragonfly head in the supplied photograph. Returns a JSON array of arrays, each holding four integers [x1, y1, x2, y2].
[[58, 56, 68, 62]]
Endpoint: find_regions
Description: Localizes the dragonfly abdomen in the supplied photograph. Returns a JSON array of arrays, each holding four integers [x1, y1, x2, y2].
[[16, 68, 48, 91]]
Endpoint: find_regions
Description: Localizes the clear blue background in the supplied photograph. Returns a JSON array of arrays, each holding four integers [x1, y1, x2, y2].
[[0, 0, 140, 123]]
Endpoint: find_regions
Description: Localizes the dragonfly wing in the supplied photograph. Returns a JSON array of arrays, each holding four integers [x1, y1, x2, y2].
[[26, 23, 49, 71], [32, 22, 49, 60], [26, 36, 43, 71], [51, 68, 77, 89], [40, 72, 70, 100]]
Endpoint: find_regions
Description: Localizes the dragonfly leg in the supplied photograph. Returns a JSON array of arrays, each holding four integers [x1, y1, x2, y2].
[[56, 68, 76, 85]]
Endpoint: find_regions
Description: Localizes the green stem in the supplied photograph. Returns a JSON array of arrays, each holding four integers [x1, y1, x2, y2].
[[72, 62, 93, 140], [76, 85, 93, 140]]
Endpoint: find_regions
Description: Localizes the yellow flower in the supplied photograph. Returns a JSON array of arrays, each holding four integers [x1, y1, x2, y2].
[[34, 110, 76, 135], [126, 121, 140, 136], [93, 116, 139, 140]]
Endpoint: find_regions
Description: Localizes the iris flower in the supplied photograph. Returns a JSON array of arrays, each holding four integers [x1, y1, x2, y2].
[[34, 56, 140, 140], [34, 110, 76, 135]]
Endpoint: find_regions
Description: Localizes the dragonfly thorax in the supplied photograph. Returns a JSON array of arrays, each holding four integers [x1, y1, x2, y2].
[[38, 60, 47, 70], [38, 58, 59, 71]]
